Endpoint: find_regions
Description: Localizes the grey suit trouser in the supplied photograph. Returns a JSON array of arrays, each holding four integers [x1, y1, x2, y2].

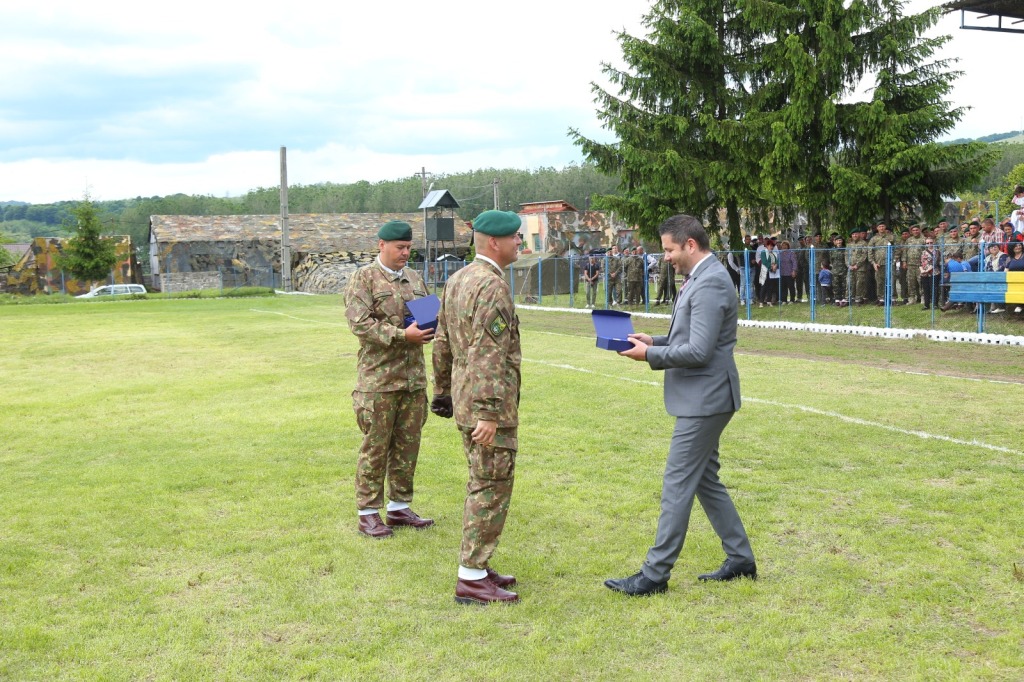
[[642, 411, 754, 583]]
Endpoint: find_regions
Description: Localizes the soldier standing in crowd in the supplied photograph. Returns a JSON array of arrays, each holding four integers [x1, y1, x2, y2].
[[431, 210, 523, 606], [795, 235, 809, 302], [830, 235, 848, 303], [655, 251, 677, 305], [848, 229, 867, 304], [344, 220, 435, 539], [903, 225, 926, 304], [582, 252, 601, 309], [868, 223, 895, 305], [625, 247, 644, 305], [607, 244, 623, 306]]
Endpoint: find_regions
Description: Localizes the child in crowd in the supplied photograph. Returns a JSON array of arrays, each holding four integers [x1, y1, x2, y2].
[[818, 261, 833, 303]]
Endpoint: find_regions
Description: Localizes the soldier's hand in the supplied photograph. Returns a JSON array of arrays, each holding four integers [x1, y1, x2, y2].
[[471, 419, 497, 445], [430, 395, 453, 418], [404, 322, 435, 345]]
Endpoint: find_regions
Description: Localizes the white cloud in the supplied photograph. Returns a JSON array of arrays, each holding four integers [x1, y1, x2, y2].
[[0, 0, 1020, 203]]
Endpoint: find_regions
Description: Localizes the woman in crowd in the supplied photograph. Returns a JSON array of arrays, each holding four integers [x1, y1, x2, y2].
[[759, 239, 780, 306], [778, 240, 798, 304]]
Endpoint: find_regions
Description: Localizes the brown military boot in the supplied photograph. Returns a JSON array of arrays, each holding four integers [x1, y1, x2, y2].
[[486, 568, 517, 588], [358, 512, 393, 539], [455, 578, 519, 605], [385, 508, 434, 529]]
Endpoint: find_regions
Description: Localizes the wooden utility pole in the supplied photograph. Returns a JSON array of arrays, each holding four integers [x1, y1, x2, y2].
[[280, 146, 291, 291]]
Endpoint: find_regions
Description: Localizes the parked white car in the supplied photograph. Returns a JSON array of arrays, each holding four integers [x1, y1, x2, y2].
[[76, 284, 147, 299]]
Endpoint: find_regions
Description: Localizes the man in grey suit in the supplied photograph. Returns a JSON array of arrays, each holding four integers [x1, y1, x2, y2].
[[605, 214, 756, 597]]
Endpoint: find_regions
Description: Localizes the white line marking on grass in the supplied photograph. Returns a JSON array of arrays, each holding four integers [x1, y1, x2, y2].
[[249, 309, 348, 327], [524, 357, 1024, 457]]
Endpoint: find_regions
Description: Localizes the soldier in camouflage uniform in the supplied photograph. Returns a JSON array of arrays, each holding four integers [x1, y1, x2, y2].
[[847, 230, 869, 303], [830, 235, 848, 303], [606, 244, 623, 305], [625, 247, 645, 304], [344, 220, 436, 539], [655, 252, 677, 305], [903, 225, 926, 304], [868, 223, 895, 305], [432, 210, 523, 606]]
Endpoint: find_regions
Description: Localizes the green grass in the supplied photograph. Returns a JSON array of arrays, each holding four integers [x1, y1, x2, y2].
[[1, 296, 1022, 680]]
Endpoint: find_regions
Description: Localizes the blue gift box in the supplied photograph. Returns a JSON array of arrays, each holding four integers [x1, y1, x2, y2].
[[405, 294, 441, 331], [591, 309, 634, 351]]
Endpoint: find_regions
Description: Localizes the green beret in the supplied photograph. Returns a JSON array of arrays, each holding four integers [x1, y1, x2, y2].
[[378, 220, 413, 241], [473, 210, 521, 237]]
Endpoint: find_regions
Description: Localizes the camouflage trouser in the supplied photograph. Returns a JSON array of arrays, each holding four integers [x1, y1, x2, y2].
[[656, 273, 677, 303], [627, 279, 642, 304], [833, 270, 847, 301], [459, 427, 517, 569], [906, 264, 921, 302], [352, 389, 428, 510], [851, 268, 868, 300], [896, 266, 908, 300], [608, 276, 621, 303], [874, 265, 887, 301]]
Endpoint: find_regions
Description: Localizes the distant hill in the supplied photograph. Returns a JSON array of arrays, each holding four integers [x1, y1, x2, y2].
[[946, 130, 1024, 145]]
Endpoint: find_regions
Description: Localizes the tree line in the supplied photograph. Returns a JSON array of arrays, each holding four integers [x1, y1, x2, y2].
[[571, 0, 1007, 246], [0, 164, 621, 248]]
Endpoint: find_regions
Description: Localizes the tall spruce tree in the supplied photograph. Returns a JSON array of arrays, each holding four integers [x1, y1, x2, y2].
[[831, 2, 992, 229], [57, 196, 119, 283], [571, 0, 761, 245]]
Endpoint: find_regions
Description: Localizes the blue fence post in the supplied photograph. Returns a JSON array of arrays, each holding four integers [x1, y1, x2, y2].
[[643, 256, 650, 313], [884, 243, 892, 328], [742, 250, 752, 320], [603, 253, 609, 310], [568, 255, 574, 308], [537, 257, 543, 305]]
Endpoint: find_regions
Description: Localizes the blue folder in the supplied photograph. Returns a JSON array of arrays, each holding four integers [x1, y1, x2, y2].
[[405, 294, 441, 331], [591, 310, 634, 351]]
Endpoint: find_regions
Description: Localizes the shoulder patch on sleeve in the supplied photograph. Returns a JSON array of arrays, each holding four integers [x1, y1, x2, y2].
[[486, 312, 508, 339]]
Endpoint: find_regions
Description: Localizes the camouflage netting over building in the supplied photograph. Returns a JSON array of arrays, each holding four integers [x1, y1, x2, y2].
[[4, 237, 141, 296], [149, 213, 472, 293], [508, 252, 578, 302]]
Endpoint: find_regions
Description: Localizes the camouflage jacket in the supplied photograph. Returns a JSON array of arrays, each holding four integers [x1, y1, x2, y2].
[[606, 254, 623, 279], [903, 236, 926, 264], [848, 239, 870, 267], [868, 234, 895, 265], [830, 246, 847, 271], [625, 254, 645, 281], [344, 259, 428, 393], [433, 259, 521, 429], [960, 237, 979, 260]]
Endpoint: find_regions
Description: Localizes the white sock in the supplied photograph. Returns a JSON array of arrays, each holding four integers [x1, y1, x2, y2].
[[386, 501, 410, 512], [458, 566, 488, 581], [357, 508, 379, 516]]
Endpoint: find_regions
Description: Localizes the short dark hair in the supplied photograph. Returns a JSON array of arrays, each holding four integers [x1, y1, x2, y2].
[[658, 214, 709, 251]]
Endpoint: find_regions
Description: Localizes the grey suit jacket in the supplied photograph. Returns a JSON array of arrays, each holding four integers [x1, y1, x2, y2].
[[646, 254, 742, 418]]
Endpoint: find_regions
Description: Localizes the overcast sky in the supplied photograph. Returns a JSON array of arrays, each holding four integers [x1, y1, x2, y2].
[[1, 0, 1020, 205]]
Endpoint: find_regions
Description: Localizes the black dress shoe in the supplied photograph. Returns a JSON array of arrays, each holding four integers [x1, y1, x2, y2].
[[604, 570, 668, 596], [698, 559, 757, 582]]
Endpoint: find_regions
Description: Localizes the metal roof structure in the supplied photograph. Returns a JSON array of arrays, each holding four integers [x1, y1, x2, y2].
[[418, 189, 460, 210], [944, 0, 1024, 33]]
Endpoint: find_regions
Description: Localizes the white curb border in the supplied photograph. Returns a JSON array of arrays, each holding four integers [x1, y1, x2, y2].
[[517, 305, 1024, 346]]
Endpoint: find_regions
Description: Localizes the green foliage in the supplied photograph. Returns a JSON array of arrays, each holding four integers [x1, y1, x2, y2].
[[1, 298, 1022, 679], [55, 196, 120, 282], [572, 0, 764, 245], [0, 247, 16, 268]]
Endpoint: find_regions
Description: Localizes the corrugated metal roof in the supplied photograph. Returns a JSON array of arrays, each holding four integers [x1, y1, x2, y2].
[[944, 0, 1024, 31], [418, 190, 460, 210], [148, 213, 471, 253]]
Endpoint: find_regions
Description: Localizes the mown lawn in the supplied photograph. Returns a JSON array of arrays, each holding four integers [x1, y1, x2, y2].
[[1, 296, 1022, 681]]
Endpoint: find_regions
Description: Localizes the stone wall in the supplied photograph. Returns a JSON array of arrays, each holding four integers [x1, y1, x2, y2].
[[161, 271, 223, 293], [293, 252, 375, 294]]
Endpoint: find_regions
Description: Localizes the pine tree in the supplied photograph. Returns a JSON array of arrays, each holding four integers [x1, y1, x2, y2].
[[57, 196, 119, 283], [571, 0, 762, 245], [831, 1, 992, 229]]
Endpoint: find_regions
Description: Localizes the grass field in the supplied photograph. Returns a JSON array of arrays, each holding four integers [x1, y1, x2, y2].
[[2, 296, 1022, 681]]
